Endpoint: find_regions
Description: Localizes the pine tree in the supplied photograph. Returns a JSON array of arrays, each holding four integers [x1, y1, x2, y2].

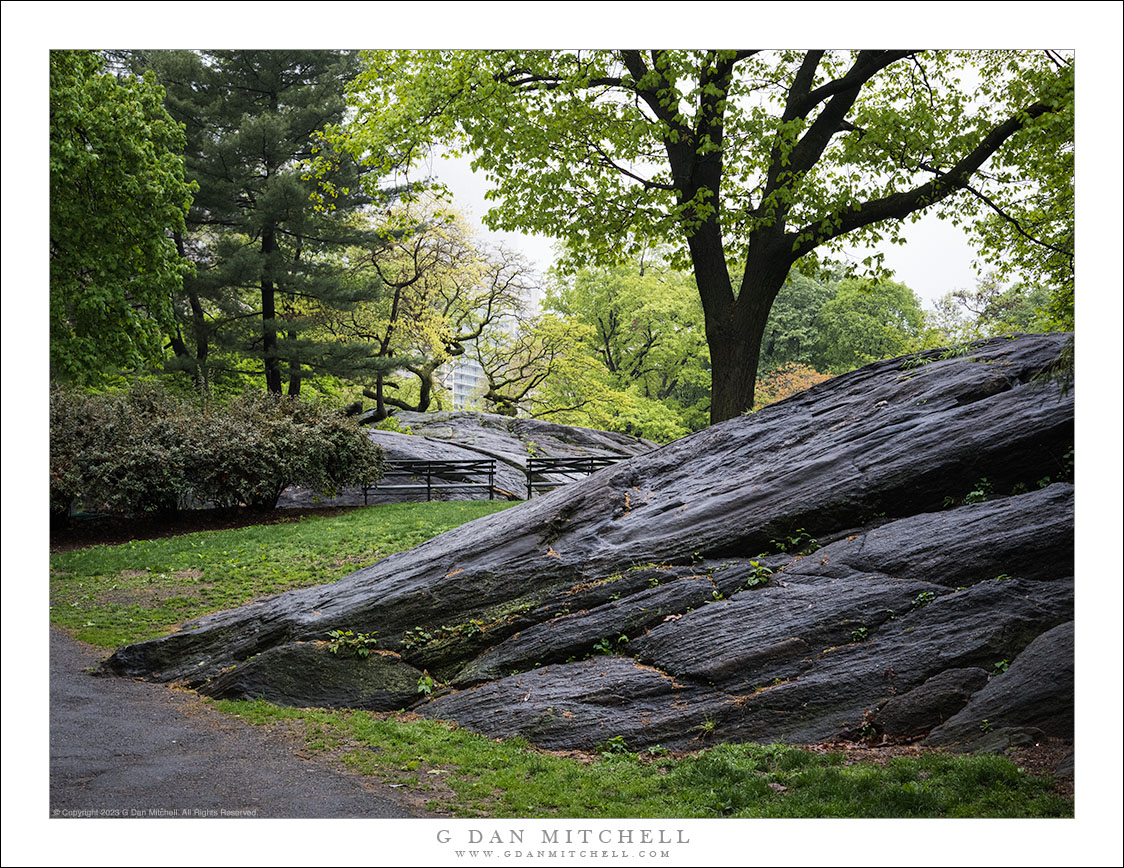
[[134, 49, 398, 395]]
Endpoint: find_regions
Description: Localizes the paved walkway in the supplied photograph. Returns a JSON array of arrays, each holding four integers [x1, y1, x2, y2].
[[49, 629, 420, 819]]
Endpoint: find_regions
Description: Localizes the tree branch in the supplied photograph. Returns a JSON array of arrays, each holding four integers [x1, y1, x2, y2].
[[954, 177, 1074, 262], [618, 51, 690, 138], [784, 51, 916, 178], [787, 100, 1059, 261], [500, 69, 623, 90], [782, 51, 825, 120], [583, 135, 677, 191], [790, 50, 917, 119]]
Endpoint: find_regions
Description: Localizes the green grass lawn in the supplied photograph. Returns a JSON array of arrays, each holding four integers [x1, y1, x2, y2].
[[215, 700, 1072, 818], [49, 501, 1073, 818], [50, 501, 516, 646]]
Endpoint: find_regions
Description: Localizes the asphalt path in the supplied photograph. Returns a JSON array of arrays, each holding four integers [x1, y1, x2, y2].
[[49, 629, 421, 819]]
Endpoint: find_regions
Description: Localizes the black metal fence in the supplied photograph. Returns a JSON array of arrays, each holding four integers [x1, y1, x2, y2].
[[362, 455, 632, 503], [525, 456, 625, 498], [363, 459, 496, 504]]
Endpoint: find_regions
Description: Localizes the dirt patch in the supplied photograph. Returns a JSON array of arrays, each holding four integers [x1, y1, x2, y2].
[[328, 556, 369, 568], [95, 585, 205, 606], [1006, 739, 1074, 799]]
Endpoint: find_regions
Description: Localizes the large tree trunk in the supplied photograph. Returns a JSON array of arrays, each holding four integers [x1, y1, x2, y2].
[[286, 330, 301, 397], [700, 251, 790, 424], [262, 225, 282, 395], [707, 327, 763, 424], [687, 209, 792, 424]]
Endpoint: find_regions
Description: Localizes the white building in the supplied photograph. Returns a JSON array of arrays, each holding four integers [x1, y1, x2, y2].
[[438, 354, 486, 409]]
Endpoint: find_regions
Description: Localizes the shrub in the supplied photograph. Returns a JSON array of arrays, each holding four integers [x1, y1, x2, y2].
[[50, 384, 197, 518], [49, 385, 385, 517], [753, 363, 832, 410], [196, 391, 385, 510], [50, 387, 91, 519]]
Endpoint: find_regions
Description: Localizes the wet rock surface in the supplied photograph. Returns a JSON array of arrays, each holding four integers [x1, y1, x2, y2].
[[874, 667, 991, 737], [201, 643, 425, 711], [278, 410, 654, 506], [924, 620, 1075, 751], [106, 334, 1075, 752]]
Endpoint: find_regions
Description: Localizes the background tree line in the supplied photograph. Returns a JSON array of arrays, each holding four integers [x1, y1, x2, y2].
[[50, 49, 1073, 448]]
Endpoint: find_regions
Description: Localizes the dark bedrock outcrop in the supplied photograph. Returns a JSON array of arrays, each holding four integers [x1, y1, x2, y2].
[[367, 410, 657, 499], [105, 334, 1074, 751], [924, 619, 1075, 751]]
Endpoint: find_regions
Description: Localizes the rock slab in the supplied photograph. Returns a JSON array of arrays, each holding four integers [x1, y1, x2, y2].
[[106, 334, 1075, 752], [279, 410, 656, 505]]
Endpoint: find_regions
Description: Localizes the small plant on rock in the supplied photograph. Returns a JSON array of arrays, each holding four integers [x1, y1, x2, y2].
[[911, 591, 936, 609], [401, 627, 434, 650], [940, 342, 973, 360], [593, 635, 628, 655], [417, 671, 439, 696], [460, 619, 485, 638], [374, 415, 414, 435], [692, 716, 717, 739], [964, 478, 993, 504], [599, 735, 630, 757], [326, 629, 378, 657], [772, 528, 819, 555], [746, 560, 773, 588]]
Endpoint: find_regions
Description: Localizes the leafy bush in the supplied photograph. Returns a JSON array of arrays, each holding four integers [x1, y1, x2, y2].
[[374, 415, 413, 435], [193, 391, 385, 510], [50, 385, 384, 518], [50, 384, 196, 518]]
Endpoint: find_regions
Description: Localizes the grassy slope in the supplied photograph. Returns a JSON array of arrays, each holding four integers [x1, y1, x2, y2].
[[50, 501, 515, 646], [49, 501, 1072, 818]]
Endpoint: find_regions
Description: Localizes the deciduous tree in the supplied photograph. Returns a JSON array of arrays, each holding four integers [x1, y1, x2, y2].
[[927, 274, 1059, 344], [332, 49, 1073, 421], [50, 50, 193, 384], [758, 272, 836, 375], [966, 52, 1074, 331], [545, 256, 710, 430], [313, 204, 536, 418], [812, 278, 926, 372]]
